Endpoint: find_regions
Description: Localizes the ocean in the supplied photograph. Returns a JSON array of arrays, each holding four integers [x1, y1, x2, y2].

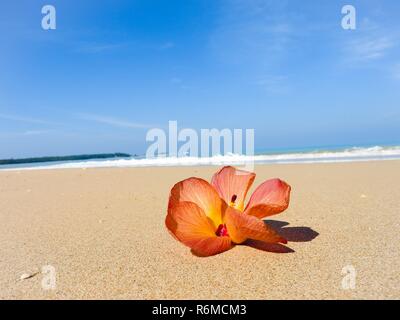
[[2, 144, 400, 171]]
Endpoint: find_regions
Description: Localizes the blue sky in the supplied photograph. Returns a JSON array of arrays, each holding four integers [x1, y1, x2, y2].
[[1, 0, 400, 158]]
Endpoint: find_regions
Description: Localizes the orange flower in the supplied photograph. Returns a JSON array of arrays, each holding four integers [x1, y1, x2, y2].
[[166, 166, 291, 256]]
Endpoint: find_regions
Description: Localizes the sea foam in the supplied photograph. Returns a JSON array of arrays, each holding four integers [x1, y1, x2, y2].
[[3, 145, 400, 171]]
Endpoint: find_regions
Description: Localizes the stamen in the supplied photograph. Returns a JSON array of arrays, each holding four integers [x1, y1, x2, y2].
[[215, 224, 229, 237], [231, 194, 237, 204]]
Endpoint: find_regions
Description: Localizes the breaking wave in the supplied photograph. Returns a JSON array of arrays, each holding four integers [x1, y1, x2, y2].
[[3, 145, 400, 171]]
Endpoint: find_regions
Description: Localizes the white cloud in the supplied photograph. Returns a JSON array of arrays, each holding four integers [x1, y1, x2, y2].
[[23, 130, 51, 136], [341, 17, 398, 63], [347, 35, 394, 61], [75, 42, 126, 54], [0, 113, 59, 125], [209, 0, 297, 66], [77, 113, 154, 129], [0, 130, 53, 138]]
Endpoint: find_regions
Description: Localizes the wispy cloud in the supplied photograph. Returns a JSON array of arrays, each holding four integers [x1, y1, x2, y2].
[[255, 75, 289, 94], [23, 130, 52, 136], [75, 40, 174, 54], [0, 129, 53, 138], [0, 113, 59, 125], [210, 0, 300, 67], [346, 35, 394, 61], [77, 113, 154, 129], [75, 42, 127, 54], [341, 17, 398, 63]]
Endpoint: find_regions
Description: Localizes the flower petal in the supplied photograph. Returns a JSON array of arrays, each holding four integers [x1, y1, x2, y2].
[[211, 166, 256, 211], [245, 179, 291, 219], [168, 177, 224, 227], [224, 207, 287, 244], [166, 201, 232, 256]]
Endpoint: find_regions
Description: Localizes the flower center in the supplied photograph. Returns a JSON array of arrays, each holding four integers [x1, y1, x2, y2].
[[215, 224, 229, 237]]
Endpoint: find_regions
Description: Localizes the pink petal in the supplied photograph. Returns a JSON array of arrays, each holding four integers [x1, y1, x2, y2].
[[211, 166, 255, 212], [245, 178, 291, 219]]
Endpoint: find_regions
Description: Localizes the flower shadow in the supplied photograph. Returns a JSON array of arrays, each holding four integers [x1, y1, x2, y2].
[[244, 220, 319, 254]]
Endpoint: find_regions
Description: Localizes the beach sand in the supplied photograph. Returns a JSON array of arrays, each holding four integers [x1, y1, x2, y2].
[[1, 161, 399, 299]]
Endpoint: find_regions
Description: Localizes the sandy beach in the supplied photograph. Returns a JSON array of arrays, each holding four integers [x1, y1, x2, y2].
[[1, 161, 399, 299]]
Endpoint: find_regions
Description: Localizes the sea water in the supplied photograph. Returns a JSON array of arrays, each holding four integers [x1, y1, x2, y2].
[[2, 144, 400, 171]]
